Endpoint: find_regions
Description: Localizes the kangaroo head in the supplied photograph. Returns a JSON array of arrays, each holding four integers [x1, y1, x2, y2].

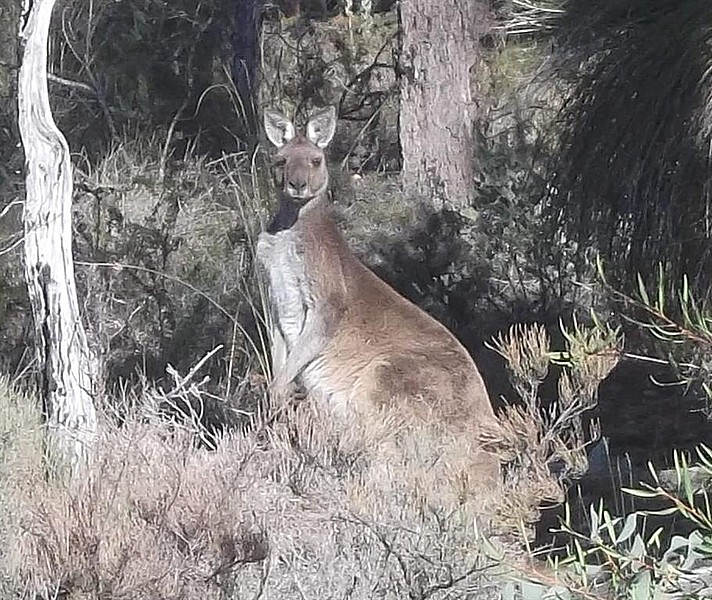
[[264, 106, 337, 202]]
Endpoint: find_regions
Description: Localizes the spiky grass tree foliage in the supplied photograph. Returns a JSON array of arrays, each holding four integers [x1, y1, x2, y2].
[[547, 0, 712, 295], [492, 0, 565, 37]]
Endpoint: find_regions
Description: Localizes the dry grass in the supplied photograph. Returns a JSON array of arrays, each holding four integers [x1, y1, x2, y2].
[[0, 313, 620, 599], [0, 368, 507, 599], [0, 376, 44, 598]]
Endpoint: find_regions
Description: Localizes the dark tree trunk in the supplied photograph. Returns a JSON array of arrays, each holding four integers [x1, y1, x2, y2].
[[0, 3, 19, 106], [398, 0, 491, 207], [233, 0, 261, 146], [18, 0, 97, 476], [0, 1, 20, 165]]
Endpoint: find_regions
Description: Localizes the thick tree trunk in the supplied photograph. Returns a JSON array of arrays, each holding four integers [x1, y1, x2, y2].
[[18, 0, 97, 475], [399, 0, 490, 207]]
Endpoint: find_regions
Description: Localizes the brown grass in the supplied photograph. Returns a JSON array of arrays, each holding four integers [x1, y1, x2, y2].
[[0, 371, 507, 599], [0, 315, 620, 599]]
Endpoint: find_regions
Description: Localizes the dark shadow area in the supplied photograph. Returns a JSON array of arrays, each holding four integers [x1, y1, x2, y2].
[[348, 202, 710, 553], [548, 0, 712, 294], [596, 361, 708, 470], [534, 360, 709, 551]]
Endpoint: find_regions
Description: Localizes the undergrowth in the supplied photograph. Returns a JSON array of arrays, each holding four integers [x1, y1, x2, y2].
[[0, 311, 624, 599], [1, 368, 503, 599]]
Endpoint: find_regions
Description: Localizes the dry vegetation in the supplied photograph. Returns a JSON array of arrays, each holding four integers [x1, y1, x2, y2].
[[3, 1, 712, 597], [0, 298, 621, 599], [1, 375, 502, 599]]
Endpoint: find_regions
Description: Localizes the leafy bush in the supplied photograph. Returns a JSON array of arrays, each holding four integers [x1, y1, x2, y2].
[[599, 260, 712, 418], [72, 134, 269, 388], [505, 446, 712, 599]]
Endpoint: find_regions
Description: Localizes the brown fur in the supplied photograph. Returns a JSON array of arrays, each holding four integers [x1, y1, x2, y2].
[[257, 107, 499, 494]]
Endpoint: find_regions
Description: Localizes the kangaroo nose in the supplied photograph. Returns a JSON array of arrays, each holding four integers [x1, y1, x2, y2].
[[289, 180, 307, 193]]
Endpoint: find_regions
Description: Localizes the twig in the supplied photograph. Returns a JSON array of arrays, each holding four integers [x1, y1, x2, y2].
[[47, 73, 95, 96], [158, 97, 190, 191], [225, 304, 242, 403], [340, 103, 384, 171], [0, 199, 23, 220], [75, 260, 236, 323], [166, 345, 223, 395], [59, 4, 116, 138], [0, 236, 23, 256]]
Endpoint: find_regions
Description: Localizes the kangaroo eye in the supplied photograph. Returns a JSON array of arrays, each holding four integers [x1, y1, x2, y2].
[[311, 157, 322, 167], [274, 158, 286, 167]]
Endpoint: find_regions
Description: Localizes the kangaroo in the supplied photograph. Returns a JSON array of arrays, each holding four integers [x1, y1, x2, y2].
[[257, 106, 499, 492]]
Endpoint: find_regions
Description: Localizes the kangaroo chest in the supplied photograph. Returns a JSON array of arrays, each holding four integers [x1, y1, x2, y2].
[[257, 229, 313, 350]]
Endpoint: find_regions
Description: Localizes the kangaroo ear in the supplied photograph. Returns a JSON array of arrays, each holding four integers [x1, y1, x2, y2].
[[306, 106, 337, 149], [264, 110, 295, 148]]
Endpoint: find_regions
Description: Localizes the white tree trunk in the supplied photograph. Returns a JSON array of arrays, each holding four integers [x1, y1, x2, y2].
[[18, 0, 97, 475]]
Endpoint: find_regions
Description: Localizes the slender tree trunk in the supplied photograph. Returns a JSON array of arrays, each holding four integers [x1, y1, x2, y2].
[[18, 0, 97, 475], [399, 0, 490, 207], [233, 0, 261, 147], [0, 3, 19, 108]]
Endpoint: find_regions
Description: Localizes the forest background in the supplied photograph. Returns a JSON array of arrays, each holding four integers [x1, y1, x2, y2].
[[0, 0, 711, 598]]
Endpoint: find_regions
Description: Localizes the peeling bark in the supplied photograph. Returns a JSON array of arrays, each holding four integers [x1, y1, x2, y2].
[[18, 0, 97, 475], [399, 0, 490, 207]]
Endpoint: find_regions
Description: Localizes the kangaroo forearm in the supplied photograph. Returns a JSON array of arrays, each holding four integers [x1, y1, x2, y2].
[[275, 330, 325, 387]]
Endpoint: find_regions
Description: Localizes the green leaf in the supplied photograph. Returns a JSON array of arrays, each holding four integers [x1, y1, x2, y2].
[[696, 445, 712, 470], [681, 274, 690, 305], [637, 273, 651, 306], [619, 513, 638, 543], [647, 526, 663, 548], [574, 538, 586, 565], [628, 569, 653, 600], [631, 534, 646, 560], [603, 510, 618, 543], [590, 503, 601, 537], [643, 506, 679, 517], [501, 581, 517, 600], [542, 585, 572, 600], [676, 452, 694, 502], [623, 488, 658, 499], [647, 461, 661, 485], [519, 580, 548, 600], [596, 254, 607, 284]]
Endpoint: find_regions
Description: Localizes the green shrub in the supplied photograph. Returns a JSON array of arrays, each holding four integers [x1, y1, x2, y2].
[[505, 445, 712, 599]]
